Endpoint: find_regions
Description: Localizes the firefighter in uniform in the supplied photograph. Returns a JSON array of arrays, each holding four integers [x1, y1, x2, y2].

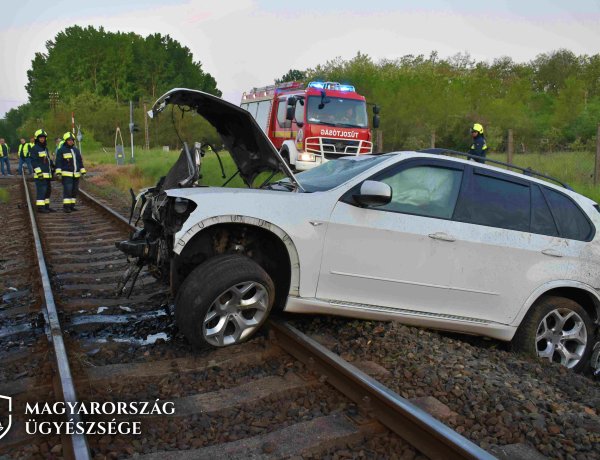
[[30, 129, 55, 212], [469, 123, 488, 164], [55, 132, 86, 213], [17, 138, 33, 175]]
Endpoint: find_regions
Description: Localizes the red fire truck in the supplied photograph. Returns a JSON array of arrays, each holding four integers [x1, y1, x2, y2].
[[241, 81, 379, 171]]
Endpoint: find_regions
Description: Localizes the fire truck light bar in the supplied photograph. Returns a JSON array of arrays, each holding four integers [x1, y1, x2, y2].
[[307, 81, 356, 92]]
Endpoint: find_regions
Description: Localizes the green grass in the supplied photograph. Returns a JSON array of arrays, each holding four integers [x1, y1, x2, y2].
[[85, 147, 243, 192], [83, 147, 284, 202], [487, 151, 600, 203]]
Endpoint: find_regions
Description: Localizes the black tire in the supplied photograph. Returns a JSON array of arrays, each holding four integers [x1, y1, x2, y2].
[[175, 254, 275, 349], [280, 148, 295, 172], [513, 296, 594, 372]]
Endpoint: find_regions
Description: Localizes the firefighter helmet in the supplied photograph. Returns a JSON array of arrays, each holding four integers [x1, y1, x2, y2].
[[63, 132, 75, 142], [34, 129, 48, 139], [472, 123, 484, 134]]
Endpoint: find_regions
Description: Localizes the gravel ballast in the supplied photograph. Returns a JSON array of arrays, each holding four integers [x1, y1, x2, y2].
[[289, 315, 600, 459]]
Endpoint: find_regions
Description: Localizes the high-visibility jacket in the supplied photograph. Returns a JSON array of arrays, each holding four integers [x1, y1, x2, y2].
[[56, 144, 86, 178], [0, 144, 9, 158], [18, 143, 29, 158], [30, 142, 52, 179], [469, 134, 488, 157]]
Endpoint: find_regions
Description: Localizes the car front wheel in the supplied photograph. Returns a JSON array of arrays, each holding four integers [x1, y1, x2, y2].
[[175, 254, 275, 348], [513, 296, 594, 371]]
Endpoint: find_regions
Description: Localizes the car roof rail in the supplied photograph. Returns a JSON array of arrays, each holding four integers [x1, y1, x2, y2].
[[418, 148, 573, 191]]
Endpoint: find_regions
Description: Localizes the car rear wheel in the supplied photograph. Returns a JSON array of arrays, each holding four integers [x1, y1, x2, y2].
[[513, 296, 593, 371], [175, 254, 275, 348]]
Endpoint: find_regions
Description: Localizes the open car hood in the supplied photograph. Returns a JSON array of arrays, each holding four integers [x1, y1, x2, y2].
[[150, 88, 301, 189]]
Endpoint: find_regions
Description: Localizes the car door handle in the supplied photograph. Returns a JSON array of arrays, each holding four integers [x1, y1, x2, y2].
[[542, 249, 563, 257], [428, 232, 455, 242]]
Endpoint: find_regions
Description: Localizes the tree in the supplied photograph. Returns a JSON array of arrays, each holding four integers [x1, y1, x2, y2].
[[24, 25, 221, 106], [275, 69, 306, 84], [7, 25, 222, 147]]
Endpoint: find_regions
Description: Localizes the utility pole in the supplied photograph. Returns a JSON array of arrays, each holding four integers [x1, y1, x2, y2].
[[129, 100, 135, 162], [143, 102, 150, 150], [48, 91, 59, 114], [76, 125, 83, 155]]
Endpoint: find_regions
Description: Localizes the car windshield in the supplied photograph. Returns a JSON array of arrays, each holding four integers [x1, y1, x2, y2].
[[306, 96, 368, 128], [282, 155, 390, 192]]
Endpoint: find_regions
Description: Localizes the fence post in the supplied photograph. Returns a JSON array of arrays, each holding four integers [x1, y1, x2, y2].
[[430, 132, 436, 149], [507, 129, 514, 164], [595, 124, 600, 186], [376, 130, 383, 153]]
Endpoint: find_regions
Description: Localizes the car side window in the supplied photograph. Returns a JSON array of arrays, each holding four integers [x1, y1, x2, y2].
[[531, 185, 558, 237], [373, 165, 463, 219], [543, 187, 592, 241], [454, 171, 530, 232]]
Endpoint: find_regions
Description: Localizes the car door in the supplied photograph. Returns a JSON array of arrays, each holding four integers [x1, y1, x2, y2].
[[443, 167, 580, 324], [316, 159, 467, 315]]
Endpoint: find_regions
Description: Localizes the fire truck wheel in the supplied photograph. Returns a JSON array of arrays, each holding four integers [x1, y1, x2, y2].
[[280, 148, 295, 171]]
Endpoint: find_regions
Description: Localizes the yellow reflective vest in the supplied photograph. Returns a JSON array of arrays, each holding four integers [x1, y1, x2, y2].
[[18, 143, 30, 158]]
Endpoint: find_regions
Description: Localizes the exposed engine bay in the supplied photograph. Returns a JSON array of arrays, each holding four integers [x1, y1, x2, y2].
[[114, 88, 300, 297], [115, 142, 203, 297]]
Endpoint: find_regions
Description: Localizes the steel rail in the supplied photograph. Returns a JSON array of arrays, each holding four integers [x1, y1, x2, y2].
[[22, 176, 91, 460], [79, 188, 135, 233], [269, 319, 496, 460]]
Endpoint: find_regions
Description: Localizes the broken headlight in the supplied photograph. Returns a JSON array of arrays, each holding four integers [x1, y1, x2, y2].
[[174, 197, 190, 214]]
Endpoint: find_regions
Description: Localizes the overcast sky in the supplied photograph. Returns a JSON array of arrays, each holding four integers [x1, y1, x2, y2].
[[1, 0, 599, 117]]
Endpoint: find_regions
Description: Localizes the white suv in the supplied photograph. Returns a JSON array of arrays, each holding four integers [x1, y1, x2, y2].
[[117, 89, 600, 372]]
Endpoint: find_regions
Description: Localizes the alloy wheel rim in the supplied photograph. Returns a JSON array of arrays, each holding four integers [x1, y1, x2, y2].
[[535, 308, 587, 368], [202, 281, 269, 347]]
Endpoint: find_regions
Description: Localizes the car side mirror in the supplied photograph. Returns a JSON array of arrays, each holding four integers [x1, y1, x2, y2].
[[353, 180, 392, 207]]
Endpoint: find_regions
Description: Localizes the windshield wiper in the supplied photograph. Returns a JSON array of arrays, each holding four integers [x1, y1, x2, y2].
[[335, 123, 364, 128], [316, 121, 364, 128], [265, 180, 297, 191]]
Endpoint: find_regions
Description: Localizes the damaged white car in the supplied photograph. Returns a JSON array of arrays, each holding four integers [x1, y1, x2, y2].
[[116, 88, 600, 372]]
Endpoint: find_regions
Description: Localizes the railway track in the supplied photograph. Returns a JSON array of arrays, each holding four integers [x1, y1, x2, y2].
[[0, 176, 494, 459]]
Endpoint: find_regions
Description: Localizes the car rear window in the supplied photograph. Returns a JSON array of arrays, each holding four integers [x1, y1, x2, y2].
[[454, 171, 530, 232], [543, 188, 592, 241]]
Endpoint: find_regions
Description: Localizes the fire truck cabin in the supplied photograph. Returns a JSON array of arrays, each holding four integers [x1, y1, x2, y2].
[[241, 81, 375, 171]]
